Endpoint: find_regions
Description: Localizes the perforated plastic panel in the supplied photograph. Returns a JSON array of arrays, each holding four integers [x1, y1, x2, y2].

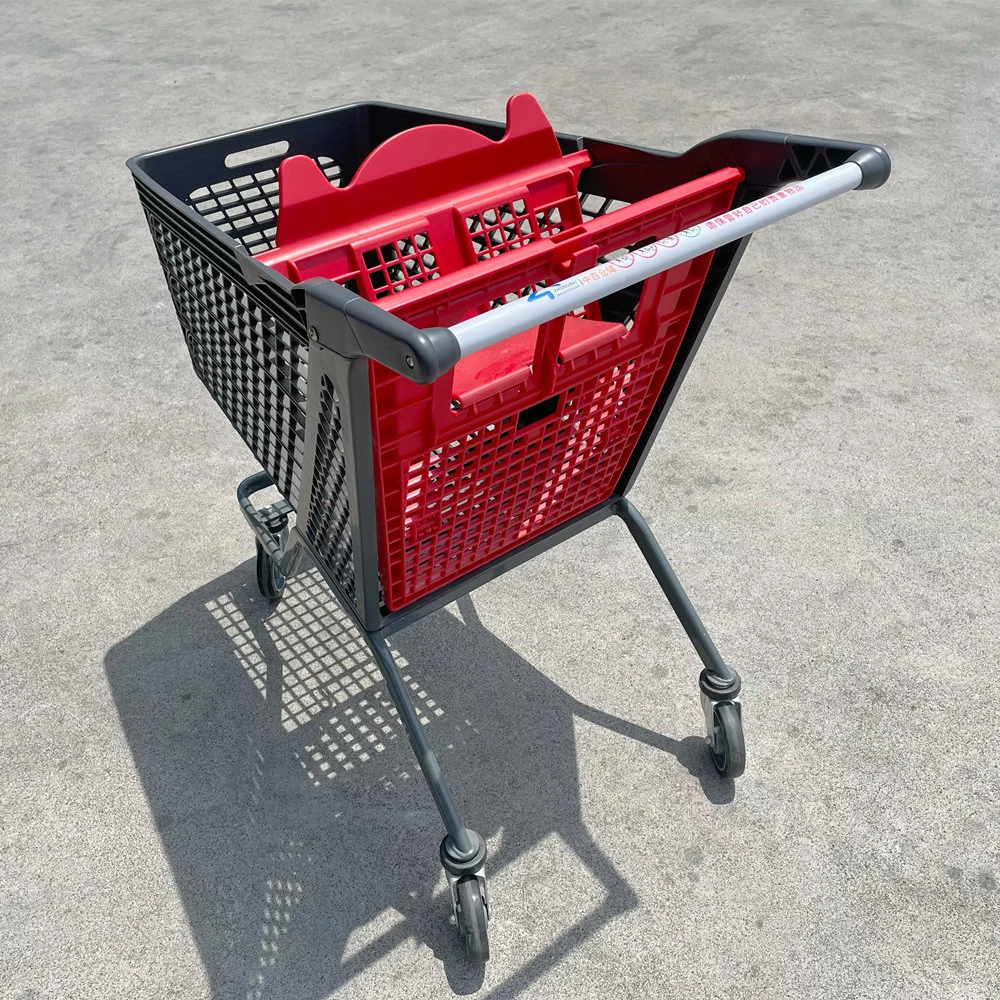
[[305, 376, 356, 603], [145, 212, 308, 508], [395, 344, 671, 602], [184, 156, 342, 255]]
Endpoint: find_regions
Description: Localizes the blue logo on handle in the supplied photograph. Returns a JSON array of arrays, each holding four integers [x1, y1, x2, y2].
[[527, 282, 560, 302]]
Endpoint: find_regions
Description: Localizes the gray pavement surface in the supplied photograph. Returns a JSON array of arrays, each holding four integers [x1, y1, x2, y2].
[[2, 1, 998, 998]]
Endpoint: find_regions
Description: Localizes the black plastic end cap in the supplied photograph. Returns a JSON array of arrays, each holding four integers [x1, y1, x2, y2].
[[440, 831, 487, 875], [699, 667, 741, 701], [344, 297, 461, 384], [847, 147, 891, 190], [406, 326, 463, 385]]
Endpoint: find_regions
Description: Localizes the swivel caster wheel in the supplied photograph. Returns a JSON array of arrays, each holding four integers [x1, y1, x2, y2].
[[255, 539, 286, 601], [709, 702, 745, 778], [454, 875, 490, 963]]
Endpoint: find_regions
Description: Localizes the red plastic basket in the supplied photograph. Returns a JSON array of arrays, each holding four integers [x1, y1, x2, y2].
[[257, 95, 742, 609]]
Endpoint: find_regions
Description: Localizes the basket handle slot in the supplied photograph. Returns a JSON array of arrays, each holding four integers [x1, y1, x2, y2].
[[516, 393, 561, 430], [224, 140, 290, 169]]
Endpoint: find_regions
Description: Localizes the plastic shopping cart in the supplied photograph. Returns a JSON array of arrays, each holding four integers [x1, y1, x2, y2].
[[128, 94, 889, 962]]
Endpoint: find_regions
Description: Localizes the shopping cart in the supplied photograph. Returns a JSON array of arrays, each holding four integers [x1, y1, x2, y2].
[[128, 94, 889, 962]]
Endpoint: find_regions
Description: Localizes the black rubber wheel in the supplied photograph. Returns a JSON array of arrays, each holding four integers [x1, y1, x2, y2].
[[455, 876, 490, 962], [710, 702, 746, 779], [255, 540, 286, 601]]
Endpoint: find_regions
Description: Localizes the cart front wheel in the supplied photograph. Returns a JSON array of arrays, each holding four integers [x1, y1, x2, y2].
[[255, 541, 286, 601], [455, 876, 490, 962], [710, 702, 745, 779]]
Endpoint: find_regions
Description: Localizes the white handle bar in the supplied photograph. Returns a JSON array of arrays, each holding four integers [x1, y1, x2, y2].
[[449, 160, 864, 358]]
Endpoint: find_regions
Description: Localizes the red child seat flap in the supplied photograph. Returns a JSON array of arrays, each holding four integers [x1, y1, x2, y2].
[[255, 94, 743, 609], [260, 93, 591, 286]]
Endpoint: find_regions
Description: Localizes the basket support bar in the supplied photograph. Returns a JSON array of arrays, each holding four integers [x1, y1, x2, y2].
[[449, 159, 865, 358], [366, 628, 480, 861], [615, 497, 738, 687]]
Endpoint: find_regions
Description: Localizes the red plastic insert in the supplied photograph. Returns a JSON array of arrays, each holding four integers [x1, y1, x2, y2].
[[258, 94, 743, 610]]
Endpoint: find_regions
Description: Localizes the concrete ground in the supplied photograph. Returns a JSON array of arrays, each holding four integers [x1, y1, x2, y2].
[[2, 1, 998, 998]]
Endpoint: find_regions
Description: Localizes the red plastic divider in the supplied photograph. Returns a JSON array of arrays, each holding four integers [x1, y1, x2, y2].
[[257, 94, 743, 609]]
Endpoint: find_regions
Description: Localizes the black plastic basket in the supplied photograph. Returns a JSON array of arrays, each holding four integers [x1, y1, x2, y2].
[[129, 103, 889, 629]]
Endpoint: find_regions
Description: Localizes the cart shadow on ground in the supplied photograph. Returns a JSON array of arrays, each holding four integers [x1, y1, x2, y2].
[[105, 560, 734, 1000]]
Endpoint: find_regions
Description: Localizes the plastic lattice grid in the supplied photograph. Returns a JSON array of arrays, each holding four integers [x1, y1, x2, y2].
[[533, 203, 564, 240], [362, 232, 440, 299], [465, 198, 570, 262], [465, 199, 535, 260], [578, 191, 643, 330], [304, 376, 356, 603], [146, 212, 307, 507], [186, 156, 342, 255], [394, 342, 669, 604]]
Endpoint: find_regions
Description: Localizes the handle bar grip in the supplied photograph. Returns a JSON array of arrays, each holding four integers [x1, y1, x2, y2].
[[302, 147, 889, 380], [448, 151, 885, 358]]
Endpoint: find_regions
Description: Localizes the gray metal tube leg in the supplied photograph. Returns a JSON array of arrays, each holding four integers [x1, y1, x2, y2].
[[616, 498, 746, 778], [366, 629, 478, 860], [615, 497, 739, 690]]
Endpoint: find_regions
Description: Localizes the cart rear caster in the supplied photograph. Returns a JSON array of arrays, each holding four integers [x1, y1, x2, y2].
[[239, 473, 300, 602], [255, 539, 286, 601], [441, 832, 490, 963], [709, 702, 745, 778], [455, 875, 490, 962], [699, 669, 744, 779]]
